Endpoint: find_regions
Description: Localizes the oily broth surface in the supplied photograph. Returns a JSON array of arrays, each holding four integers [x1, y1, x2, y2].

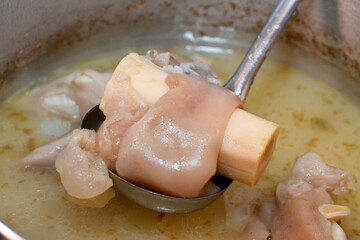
[[0, 46, 359, 240]]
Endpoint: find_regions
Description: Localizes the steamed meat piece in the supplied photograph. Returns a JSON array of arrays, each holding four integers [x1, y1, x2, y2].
[[116, 74, 241, 197], [235, 152, 355, 240], [96, 66, 150, 169], [55, 129, 113, 199], [270, 152, 355, 240], [271, 188, 334, 239], [19, 70, 112, 169], [31, 69, 112, 120], [145, 50, 186, 67], [178, 61, 221, 85], [19, 132, 72, 169], [145, 50, 222, 85], [277, 151, 356, 198]]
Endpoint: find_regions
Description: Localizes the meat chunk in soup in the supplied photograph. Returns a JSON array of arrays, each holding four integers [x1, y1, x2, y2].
[[235, 152, 356, 240], [116, 74, 240, 197], [270, 152, 355, 240], [20, 70, 112, 169], [55, 129, 113, 199], [145, 50, 221, 85], [31, 69, 112, 120], [20, 132, 72, 169]]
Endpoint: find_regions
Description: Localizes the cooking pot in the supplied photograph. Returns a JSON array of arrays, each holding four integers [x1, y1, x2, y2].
[[0, 0, 359, 238]]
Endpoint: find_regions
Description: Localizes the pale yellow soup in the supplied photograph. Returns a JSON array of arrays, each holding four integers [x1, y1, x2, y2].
[[0, 46, 359, 240]]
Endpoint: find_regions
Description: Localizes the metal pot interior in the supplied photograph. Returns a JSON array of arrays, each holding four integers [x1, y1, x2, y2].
[[0, 0, 360, 239]]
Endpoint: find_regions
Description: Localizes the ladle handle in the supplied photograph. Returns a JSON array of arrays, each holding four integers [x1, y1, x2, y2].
[[0, 218, 27, 240], [225, 0, 302, 102]]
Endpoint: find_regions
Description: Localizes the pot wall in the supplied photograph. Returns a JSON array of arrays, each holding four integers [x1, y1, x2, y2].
[[1, 0, 360, 98]]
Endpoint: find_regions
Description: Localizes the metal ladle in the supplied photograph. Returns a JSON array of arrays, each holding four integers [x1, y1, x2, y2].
[[81, 0, 302, 214]]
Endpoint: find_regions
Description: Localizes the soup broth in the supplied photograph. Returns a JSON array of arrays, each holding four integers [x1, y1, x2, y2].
[[0, 46, 359, 240]]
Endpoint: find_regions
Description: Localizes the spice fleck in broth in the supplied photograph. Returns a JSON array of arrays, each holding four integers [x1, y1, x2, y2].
[[0, 46, 359, 239]]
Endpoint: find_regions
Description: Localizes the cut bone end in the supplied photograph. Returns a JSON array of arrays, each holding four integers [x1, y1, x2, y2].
[[119, 53, 169, 104], [218, 109, 280, 186], [318, 204, 351, 221]]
